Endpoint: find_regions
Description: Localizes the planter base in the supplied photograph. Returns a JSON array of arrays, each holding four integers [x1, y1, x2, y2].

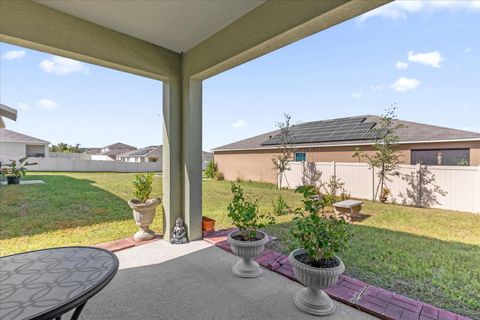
[[232, 259, 263, 278], [294, 288, 335, 316], [134, 229, 155, 241]]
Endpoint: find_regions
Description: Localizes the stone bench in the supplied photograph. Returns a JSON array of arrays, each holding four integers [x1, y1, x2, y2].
[[333, 200, 363, 222]]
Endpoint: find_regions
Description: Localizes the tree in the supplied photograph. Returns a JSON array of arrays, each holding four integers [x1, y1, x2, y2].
[[272, 114, 295, 189], [355, 105, 403, 201], [50, 142, 81, 153]]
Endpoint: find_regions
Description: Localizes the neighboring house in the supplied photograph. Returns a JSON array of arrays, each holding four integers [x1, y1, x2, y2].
[[0, 128, 50, 158], [117, 146, 213, 167], [117, 145, 162, 163], [86, 142, 136, 161], [213, 115, 480, 183]]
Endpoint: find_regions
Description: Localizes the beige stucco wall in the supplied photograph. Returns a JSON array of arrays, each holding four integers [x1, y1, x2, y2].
[[214, 141, 480, 184], [215, 149, 280, 184]]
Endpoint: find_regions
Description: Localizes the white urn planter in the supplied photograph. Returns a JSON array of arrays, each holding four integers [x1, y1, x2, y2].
[[227, 230, 268, 278], [288, 249, 345, 316], [128, 198, 160, 241]]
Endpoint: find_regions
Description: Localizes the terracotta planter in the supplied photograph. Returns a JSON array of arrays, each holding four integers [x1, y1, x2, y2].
[[227, 230, 268, 278], [7, 176, 20, 185], [202, 216, 216, 232], [128, 198, 160, 241], [289, 249, 345, 316]]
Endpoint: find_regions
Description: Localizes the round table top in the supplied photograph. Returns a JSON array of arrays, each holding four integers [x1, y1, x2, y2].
[[0, 246, 119, 320]]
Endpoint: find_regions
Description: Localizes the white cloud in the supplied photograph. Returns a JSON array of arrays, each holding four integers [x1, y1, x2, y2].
[[39, 55, 89, 75], [351, 92, 362, 99], [231, 119, 248, 129], [407, 51, 444, 68], [1, 50, 26, 60], [36, 99, 58, 110], [359, 0, 480, 22], [370, 84, 385, 91], [18, 102, 30, 111], [395, 61, 409, 69], [390, 77, 421, 92]]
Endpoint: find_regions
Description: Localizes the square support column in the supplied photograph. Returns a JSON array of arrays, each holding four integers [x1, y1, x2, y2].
[[182, 79, 203, 241], [162, 78, 203, 241], [162, 79, 182, 241]]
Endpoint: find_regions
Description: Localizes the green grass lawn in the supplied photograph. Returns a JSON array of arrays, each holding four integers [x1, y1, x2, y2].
[[1, 172, 479, 318]]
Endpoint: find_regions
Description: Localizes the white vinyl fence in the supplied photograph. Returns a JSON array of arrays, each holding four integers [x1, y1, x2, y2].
[[1, 156, 161, 173], [282, 162, 480, 214], [48, 152, 92, 160]]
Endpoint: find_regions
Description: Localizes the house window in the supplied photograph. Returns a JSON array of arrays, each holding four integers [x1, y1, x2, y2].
[[411, 148, 470, 166], [295, 152, 306, 162]]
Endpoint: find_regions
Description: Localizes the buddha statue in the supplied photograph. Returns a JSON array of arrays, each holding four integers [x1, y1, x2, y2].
[[170, 217, 188, 244]]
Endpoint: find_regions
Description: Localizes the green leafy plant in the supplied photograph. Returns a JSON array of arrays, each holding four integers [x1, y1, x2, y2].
[[227, 183, 275, 240], [325, 175, 345, 197], [132, 173, 154, 203], [2, 158, 37, 177], [272, 195, 289, 216], [289, 185, 351, 264], [214, 171, 224, 181], [205, 160, 218, 179]]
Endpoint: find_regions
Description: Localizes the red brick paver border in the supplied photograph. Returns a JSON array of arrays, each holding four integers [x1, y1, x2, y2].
[[95, 234, 161, 252], [204, 229, 472, 320]]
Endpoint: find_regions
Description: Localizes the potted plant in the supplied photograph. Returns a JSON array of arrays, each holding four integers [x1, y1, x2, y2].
[[226, 183, 275, 278], [128, 173, 160, 241], [288, 185, 351, 316], [2, 158, 37, 185], [202, 216, 216, 232], [379, 187, 390, 203]]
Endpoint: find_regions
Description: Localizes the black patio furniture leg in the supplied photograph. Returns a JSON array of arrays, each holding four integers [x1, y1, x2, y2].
[[70, 302, 87, 320]]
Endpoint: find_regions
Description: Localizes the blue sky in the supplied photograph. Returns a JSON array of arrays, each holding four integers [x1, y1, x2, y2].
[[1, 0, 479, 151]]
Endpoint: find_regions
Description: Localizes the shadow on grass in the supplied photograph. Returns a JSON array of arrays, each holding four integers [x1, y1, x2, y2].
[[0, 174, 139, 241], [264, 221, 480, 319]]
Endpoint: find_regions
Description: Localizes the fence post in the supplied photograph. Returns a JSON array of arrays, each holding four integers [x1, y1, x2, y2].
[[332, 161, 336, 177], [371, 166, 376, 201], [417, 163, 423, 207]]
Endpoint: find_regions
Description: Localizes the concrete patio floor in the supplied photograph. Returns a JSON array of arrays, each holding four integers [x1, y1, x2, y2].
[[78, 240, 377, 320]]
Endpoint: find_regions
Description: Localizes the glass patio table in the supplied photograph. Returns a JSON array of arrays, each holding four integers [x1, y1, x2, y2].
[[0, 246, 119, 320]]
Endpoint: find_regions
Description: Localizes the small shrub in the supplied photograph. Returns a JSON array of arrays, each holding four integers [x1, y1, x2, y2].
[[289, 185, 351, 264], [132, 173, 154, 203], [227, 183, 275, 240], [322, 193, 337, 207], [325, 175, 345, 197], [236, 177, 243, 183], [205, 160, 218, 179], [272, 195, 289, 216], [214, 171, 224, 181]]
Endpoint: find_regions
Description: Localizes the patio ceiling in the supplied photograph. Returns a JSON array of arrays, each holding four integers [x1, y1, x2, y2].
[[35, 0, 265, 53]]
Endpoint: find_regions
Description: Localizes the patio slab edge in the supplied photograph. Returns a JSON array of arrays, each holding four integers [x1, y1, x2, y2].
[[204, 229, 472, 320], [95, 235, 161, 252]]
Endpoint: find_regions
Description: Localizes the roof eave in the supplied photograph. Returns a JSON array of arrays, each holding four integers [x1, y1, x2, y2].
[[213, 137, 480, 153]]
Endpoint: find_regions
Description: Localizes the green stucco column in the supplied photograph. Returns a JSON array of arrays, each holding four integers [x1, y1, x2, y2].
[[162, 79, 183, 241], [162, 77, 203, 241], [182, 79, 203, 241]]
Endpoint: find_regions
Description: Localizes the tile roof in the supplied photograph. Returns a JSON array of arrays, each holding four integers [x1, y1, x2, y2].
[[213, 115, 480, 151], [0, 128, 49, 144], [103, 142, 136, 150], [117, 145, 162, 158]]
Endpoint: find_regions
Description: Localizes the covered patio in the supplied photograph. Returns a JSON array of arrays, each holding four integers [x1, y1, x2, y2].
[[1, 1, 390, 319], [0, 0, 388, 241], [79, 239, 375, 320]]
